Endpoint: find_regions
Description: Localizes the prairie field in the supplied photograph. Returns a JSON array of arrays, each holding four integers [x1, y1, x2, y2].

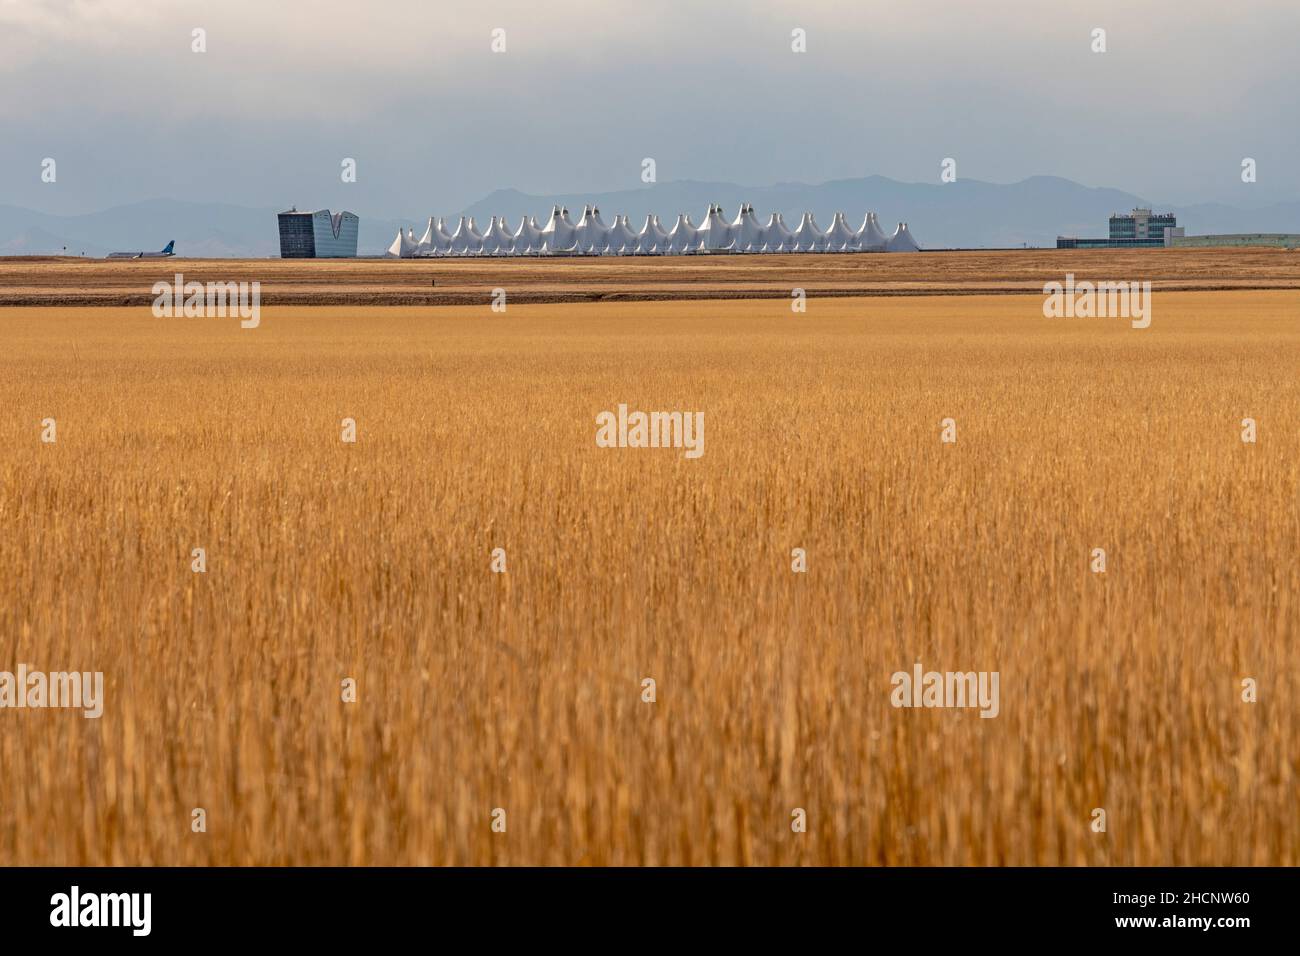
[[3, 246, 1299, 307], [0, 290, 1297, 866]]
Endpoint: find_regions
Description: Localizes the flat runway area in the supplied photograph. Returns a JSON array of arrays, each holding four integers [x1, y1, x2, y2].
[[2, 246, 1298, 306]]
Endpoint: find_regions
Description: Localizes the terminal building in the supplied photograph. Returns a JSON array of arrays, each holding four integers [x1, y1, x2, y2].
[[1059, 207, 1300, 250], [1170, 232, 1300, 249], [1057, 208, 1182, 249], [1109, 208, 1178, 243], [277, 208, 359, 258]]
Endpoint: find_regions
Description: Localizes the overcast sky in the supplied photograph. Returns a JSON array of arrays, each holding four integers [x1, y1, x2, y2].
[[2, 0, 1296, 217]]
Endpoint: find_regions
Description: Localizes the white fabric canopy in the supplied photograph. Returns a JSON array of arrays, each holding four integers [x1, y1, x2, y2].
[[761, 213, 794, 252], [856, 213, 889, 252], [388, 227, 418, 258], [694, 204, 735, 251], [730, 204, 767, 252], [637, 214, 669, 254], [792, 212, 827, 252], [886, 222, 921, 252], [823, 212, 857, 252], [448, 216, 483, 255], [573, 205, 612, 254], [512, 216, 541, 254], [414, 217, 438, 256], [389, 204, 920, 256], [666, 213, 698, 253], [537, 205, 578, 253], [479, 216, 513, 255], [608, 215, 640, 255]]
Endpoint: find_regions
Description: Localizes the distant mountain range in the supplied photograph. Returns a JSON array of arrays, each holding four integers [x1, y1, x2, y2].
[[4, 177, 1300, 257]]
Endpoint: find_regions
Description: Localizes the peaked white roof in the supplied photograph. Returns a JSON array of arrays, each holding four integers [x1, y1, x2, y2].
[[856, 213, 889, 251], [538, 204, 577, 252], [761, 213, 794, 252], [388, 226, 418, 257], [637, 213, 669, 254], [479, 216, 513, 254], [665, 213, 698, 253], [606, 214, 640, 254], [573, 204, 612, 253], [415, 217, 439, 255], [886, 221, 921, 252], [447, 216, 483, 254], [694, 204, 735, 251], [824, 212, 857, 252], [729, 203, 767, 252], [388, 203, 921, 256], [791, 212, 827, 252], [512, 215, 541, 253]]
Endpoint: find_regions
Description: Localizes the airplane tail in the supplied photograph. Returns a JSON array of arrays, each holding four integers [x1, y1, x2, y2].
[[162, 240, 175, 255]]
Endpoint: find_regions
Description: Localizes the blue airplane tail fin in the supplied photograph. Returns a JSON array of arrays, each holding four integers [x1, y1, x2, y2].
[[162, 240, 174, 254]]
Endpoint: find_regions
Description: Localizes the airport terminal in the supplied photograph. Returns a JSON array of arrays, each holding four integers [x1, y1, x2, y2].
[[1059, 207, 1300, 250], [385, 204, 922, 256]]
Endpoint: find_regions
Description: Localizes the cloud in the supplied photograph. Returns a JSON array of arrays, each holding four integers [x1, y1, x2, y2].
[[2, 0, 1297, 215]]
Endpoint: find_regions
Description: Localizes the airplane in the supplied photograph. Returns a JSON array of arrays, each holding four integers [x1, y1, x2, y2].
[[108, 240, 175, 259]]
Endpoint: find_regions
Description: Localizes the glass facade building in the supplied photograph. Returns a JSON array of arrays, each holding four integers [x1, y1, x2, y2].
[[1056, 237, 1167, 249], [277, 209, 359, 258], [1109, 208, 1177, 242], [1057, 208, 1179, 249]]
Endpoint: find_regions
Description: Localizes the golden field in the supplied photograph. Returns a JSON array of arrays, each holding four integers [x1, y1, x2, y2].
[[0, 291, 1297, 866], [3, 246, 1299, 307]]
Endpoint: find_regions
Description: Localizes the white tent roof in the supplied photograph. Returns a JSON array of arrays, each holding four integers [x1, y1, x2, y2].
[[479, 216, 513, 254], [760, 213, 793, 252], [637, 214, 669, 254], [666, 213, 699, 253], [856, 213, 889, 251], [415, 217, 438, 256], [573, 204, 612, 254], [606, 215, 639, 254], [512, 215, 541, 254], [388, 226, 419, 258], [435, 218, 453, 251], [791, 212, 827, 252], [886, 221, 921, 252], [413, 217, 455, 255], [448, 216, 484, 255], [824, 212, 857, 252], [397, 203, 920, 256], [730, 203, 767, 252], [538, 204, 577, 252], [694, 204, 735, 251]]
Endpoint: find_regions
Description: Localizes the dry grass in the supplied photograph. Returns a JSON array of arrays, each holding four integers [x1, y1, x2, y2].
[[2, 246, 1299, 307], [0, 291, 1297, 865]]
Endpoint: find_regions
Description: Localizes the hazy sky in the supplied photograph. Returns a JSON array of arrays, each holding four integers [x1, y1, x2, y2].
[[2, 0, 1296, 217]]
